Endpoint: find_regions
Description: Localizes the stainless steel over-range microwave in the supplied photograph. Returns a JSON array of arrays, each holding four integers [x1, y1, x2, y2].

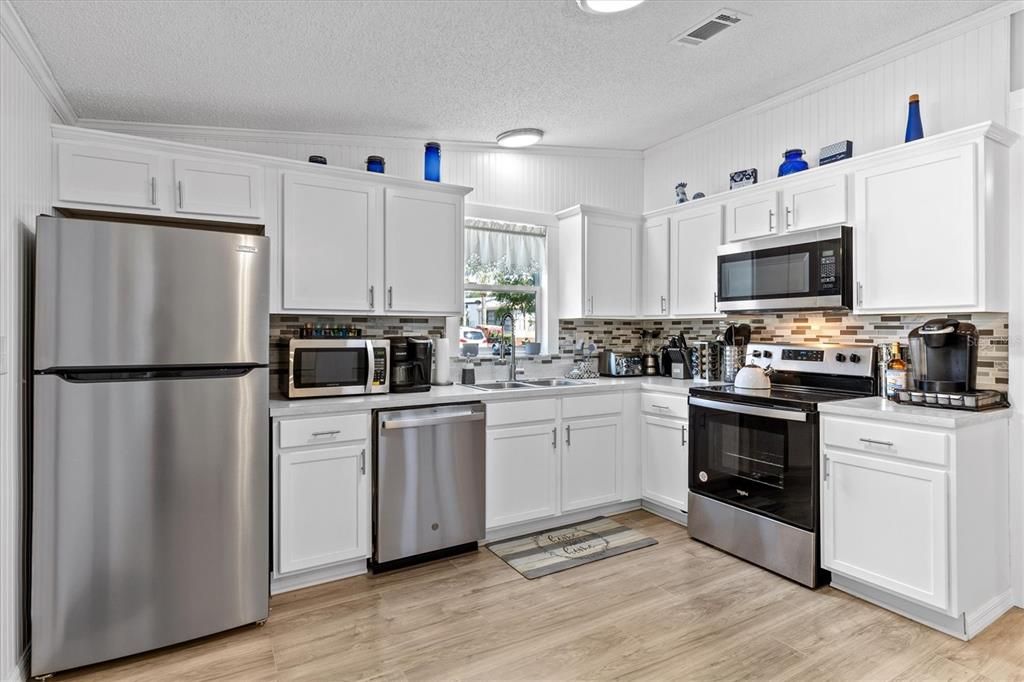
[[716, 225, 852, 313], [285, 338, 390, 398]]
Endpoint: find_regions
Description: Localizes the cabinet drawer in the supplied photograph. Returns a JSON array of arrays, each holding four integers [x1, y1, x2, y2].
[[562, 393, 623, 419], [641, 392, 689, 419], [487, 399, 557, 427], [822, 416, 948, 466], [279, 413, 369, 448]]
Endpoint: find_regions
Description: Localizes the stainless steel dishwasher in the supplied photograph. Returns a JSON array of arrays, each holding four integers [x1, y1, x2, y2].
[[372, 403, 486, 570]]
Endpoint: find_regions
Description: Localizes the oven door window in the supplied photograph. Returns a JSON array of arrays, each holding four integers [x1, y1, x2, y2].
[[293, 348, 368, 388], [691, 406, 817, 530]]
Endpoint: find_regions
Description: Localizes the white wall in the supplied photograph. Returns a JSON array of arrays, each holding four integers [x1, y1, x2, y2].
[[77, 121, 645, 215], [0, 25, 58, 682], [643, 14, 1013, 211]]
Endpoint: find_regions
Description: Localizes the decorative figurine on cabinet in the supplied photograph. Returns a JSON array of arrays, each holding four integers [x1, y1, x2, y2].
[[692, 192, 706, 200], [674, 182, 688, 204]]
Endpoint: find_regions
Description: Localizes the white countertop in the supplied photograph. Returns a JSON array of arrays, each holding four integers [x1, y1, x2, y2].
[[818, 396, 1011, 429], [269, 376, 719, 417]]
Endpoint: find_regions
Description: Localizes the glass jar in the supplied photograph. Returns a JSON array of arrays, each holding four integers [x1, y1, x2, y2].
[[424, 142, 441, 182], [366, 155, 385, 173], [778, 149, 808, 177]]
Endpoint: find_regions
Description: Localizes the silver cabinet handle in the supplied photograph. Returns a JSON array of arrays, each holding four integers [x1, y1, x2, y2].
[[768, 208, 775, 231], [859, 437, 894, 447], [714, 291, 718, 312], [660, 295, 666, 315], [824, 455, 830, 482], [177, 180, 183, 208], [369, 285, 375, 308], [651, 404, 670, 410], [681, 424, 687, 447], [565, 424, 571, 446], [311, 430, 341, 437], [857, 281, 864, 307], [150, 177, 157, 205], [360, 449, 366, 475], [587, 296, 594, 315], [551, 427, 557, 449], [785, 206, 793, 228], [387, 286, 393, 309]]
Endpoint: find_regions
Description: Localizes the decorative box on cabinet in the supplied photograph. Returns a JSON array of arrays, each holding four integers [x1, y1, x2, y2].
[[556, 205, 640, 318], [820, 408, 1011, 640]]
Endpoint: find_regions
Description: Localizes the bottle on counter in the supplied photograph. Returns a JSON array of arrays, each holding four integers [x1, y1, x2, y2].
[[884, 341, 908, 399]]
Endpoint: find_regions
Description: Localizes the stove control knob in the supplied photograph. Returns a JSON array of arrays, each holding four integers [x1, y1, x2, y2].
[[835, 353, 847, 363], [762, 350, 773, 359], [752, 350, 762, 358], [849, 353, 861, 363]]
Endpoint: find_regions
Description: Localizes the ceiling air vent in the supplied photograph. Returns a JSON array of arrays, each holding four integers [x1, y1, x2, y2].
[[672, 8, 746, 47]]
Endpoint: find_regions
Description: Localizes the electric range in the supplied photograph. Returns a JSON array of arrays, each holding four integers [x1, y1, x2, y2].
[[686, 342, 876, 588]]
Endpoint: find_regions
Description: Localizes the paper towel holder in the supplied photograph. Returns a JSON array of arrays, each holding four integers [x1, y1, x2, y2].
[[432, 336, 454, 386]]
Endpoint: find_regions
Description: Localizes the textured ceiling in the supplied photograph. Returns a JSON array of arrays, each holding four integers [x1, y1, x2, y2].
[[12, 0, 999, 150]]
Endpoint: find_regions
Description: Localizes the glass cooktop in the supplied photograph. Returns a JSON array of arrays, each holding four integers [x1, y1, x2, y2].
[[689, 383, 866, 411]]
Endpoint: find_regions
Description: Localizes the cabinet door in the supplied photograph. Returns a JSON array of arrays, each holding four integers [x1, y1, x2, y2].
[[57, 142, 163, 210], [725, 189, 780, 241], [384, 188, 462, 314], [282, 173, 381, 312], [782, 172, 848, 232], [562, 416, 622, 511], [641, 415, 689, 511], [173, 158, 263, 219], [822, 449, 950, 611], [669, 204, 723, 316], [584, 215, 637, 317], [854, 144, 978, 312], [640, 216, 670, 316], [278, 444, 369, 574], [486, 423, 560, 528]]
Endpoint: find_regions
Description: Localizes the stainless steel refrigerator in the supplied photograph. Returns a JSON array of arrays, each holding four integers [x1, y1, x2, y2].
[[31, 217, 270, 677]]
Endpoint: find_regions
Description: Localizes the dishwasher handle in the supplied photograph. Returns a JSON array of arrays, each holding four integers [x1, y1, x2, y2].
[[380, 411, 485, 430]]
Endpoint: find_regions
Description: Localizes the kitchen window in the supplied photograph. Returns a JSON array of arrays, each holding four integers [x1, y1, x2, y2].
[[463, 217, 546, 355]]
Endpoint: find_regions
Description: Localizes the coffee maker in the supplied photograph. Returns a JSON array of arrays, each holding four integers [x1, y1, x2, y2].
[[388, 336, 433, 393], [907, 318, 977, 393]]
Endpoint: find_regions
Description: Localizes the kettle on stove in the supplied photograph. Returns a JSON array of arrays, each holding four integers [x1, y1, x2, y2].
[[734, 363, 774, 390]]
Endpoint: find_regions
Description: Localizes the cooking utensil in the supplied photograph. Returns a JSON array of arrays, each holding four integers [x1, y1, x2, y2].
[[724, 325, 736, 346], [734, 324, 751, 346]]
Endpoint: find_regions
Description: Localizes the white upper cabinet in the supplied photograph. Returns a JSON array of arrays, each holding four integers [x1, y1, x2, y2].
[[384, 187, 463, 315], [557, 205, 639, 318], [725, 188, 780, 241], [57, 142, 163, 211], [853, 124, 1013, 314], [173, 158, 264, 219], [669, 202, 723, 317], [282, 173, 381, 312], [640, 215, 669, 317], [781, 171, 849, 232]]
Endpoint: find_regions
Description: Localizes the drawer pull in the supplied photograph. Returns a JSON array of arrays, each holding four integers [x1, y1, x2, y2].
[[311, 430, 341, 437], [859, 437, 894, 447], [651, 404, 670, 410]]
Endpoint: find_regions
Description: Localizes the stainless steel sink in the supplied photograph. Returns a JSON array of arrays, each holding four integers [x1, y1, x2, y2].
[[466, 381, 534, 391], [521, 379, 595, 387]]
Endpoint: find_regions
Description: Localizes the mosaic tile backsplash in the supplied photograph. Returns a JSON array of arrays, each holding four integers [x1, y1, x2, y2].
[[559, 313, 1010, 389]]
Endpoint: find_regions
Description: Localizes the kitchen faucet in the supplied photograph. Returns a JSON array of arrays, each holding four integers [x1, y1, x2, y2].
[[499, 312, 519, 382]]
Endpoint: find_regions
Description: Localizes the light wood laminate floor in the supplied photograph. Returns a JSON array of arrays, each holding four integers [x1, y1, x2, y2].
[[60, 511, 1023, 681]]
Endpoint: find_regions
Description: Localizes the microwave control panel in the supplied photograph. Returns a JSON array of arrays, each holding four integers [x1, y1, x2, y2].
[[372, 347, 388, 386], [818, 243, 840, 294]]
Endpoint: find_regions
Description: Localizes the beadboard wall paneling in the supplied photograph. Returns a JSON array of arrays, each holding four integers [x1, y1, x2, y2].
[[643, 16, 1012, 211], [0, 31, 56, 682], [78, 124, 645, 215]]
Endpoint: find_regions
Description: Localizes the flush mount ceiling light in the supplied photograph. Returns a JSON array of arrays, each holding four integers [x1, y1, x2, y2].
[[496, 128, 544, 148], [576, 0, 646, 14]]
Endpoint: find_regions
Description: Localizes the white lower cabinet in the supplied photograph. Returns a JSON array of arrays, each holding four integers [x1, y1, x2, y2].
[[822, 449, 949, 611], [562, 416, 622, 512], [641, 414, 689, 512], [486, 422, 559, 527], [274, 415, 370, 577]]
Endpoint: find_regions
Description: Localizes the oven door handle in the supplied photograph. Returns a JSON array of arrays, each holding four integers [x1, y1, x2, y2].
[[688, 397, 809, 422]]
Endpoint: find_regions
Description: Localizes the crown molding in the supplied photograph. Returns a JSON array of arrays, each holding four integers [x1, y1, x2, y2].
[[75, 118, 645, 160], [645, 0, 1024, 156], [0, 0, 76, 124]]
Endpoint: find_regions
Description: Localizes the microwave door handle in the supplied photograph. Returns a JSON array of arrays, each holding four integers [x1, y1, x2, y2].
[[366, 341, 375, 392]]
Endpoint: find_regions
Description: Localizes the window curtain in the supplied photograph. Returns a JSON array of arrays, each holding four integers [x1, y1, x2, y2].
[[465, 217, 546, 274]]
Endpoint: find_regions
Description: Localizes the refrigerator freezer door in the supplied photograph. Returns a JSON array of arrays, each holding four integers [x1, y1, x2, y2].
[[30, 369, 269, 677], [34, 217, 269, 370]]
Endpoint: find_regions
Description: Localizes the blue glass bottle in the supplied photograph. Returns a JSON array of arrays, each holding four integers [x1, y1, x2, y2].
[[424, 142, 441, 182], [778, 149, 808, 177], [905, 94, 923, 142], [366, 155, 385, 173]]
